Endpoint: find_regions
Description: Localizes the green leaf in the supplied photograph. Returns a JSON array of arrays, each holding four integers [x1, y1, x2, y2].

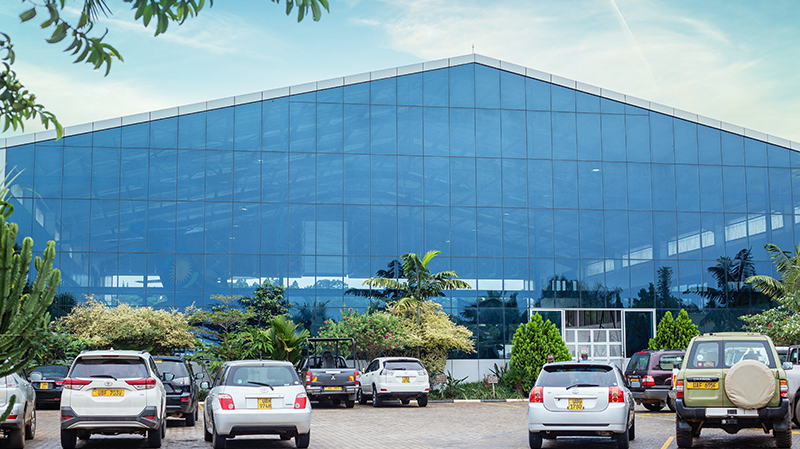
[[46, 23, 68, 44], [19, 8, 37, 23]]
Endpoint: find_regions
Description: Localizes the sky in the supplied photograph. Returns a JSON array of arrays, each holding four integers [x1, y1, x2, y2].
[[1, 0, 799, 143]]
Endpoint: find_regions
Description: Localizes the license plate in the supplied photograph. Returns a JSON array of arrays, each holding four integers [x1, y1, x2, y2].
[[630, 381, 640, 388], [324, 386, 341, 391], [568, 398, 583, 410], [92, 389, 123, 397], [257, 398, 272, 410], [687, 381, 718, 389], [402, 377, 410, 383], [40, 382, 49, 389]]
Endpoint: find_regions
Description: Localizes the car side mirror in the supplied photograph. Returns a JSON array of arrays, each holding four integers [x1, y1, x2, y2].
[[783, 362, 793, 371], [163, 372, 175, 381], [200, 381, 210, 390], [30, 372, 42, 382]]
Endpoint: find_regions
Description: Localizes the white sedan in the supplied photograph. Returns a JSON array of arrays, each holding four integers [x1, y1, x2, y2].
[[0, 372, 36, 449], [357, 357, 429, 407], [203, 360, 311, 449]]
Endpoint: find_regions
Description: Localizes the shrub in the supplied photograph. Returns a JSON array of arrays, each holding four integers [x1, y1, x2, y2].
[[649, 309, 699, 350], [318, 308, 407, 365], [509, 313, 570, 393]]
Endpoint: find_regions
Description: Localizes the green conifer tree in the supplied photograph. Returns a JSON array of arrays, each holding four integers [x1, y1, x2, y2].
[[649, 309, 698, 350], [509, 313, 570, 393]]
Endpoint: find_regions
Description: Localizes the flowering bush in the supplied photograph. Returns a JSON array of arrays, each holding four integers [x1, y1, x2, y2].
[[318, 309, 407, 365], [741, 307, 800, 346]]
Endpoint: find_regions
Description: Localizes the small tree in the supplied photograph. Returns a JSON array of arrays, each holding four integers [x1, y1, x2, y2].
[[648, 309, 699, 350], [189, 295, 251, 371], [318, 308, 407, 367], [509, 313, 571, 393], [239, 280, 290, 327]]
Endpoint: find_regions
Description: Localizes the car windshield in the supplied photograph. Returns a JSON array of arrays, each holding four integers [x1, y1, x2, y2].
[[385, 361, 425, 371], [626, 353, 650, 371], [724, 341, 775, 368], [225, 366, 300, 387], [155, 360, 190, 377], [32, 365, 69, 378], [658, 354, 684, 371], [536, 366, 617, 387], [71, 358, 149, 379]]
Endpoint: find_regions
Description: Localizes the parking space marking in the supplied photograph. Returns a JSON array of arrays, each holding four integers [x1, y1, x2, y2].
[[660, 436, 674, 449], [637, 414, 675, 422], [482, 402, 525, 409]]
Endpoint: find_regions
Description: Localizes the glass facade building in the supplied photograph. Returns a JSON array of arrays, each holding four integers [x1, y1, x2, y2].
[[3, 55, 799, 365]]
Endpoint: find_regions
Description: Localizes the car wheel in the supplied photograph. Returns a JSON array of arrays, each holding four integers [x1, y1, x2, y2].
[[775, 428, 792, 448], [667, 396, 676, 413], [345, 399, 355, 408], [185, 407, 196, 427], [629, 414, 635, 440], [418, 395, 428, 407], [643, 402, 664, 412], [204, 418, 212, 442], [794, 397, 800, 428], [212, 420, 226, 449], [372, 385, 382, 407], [8, 428, 24, 449], [60, 429, 77, 449], [528, 431, 542, 449], [675, 422, 693, 448], [295, 430, 310, 448], [357, 389, 368, 405], [24, 408, 35, 440], [147, 424, 163, 448], [616, 427, 630, 449], [161, 419, 166, 438], [401, 399, 410, 405]]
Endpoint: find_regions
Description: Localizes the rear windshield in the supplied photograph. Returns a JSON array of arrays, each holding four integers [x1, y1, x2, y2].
[[689, 340, 776, 369], [385, 361, 425, 371], [155, 360, 190, 377], [657, 354, 684, 371], [225, 366, 300, 387], [536, 366, 617, 387], [71, 358, 149, 379], [627, 353, 650, 371], [32, 366, 69, 378]]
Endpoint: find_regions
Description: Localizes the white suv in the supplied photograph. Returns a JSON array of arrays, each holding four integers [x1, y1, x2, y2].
[[357, 357, 430, 407], [59, 350, 167, 449]]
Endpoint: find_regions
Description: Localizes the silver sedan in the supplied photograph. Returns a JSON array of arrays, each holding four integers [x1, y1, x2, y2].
[[203, 360, 311, 449], [527, 362, 635, 449], [0, 372, 36, 449]]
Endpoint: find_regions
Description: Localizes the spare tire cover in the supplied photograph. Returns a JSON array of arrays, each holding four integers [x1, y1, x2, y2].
[[725, 359, 775, 410]]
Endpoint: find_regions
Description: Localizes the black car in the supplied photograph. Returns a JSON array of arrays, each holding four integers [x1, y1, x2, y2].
[[29, 364, 68, 406], [153, 356, 200, 426], [624, 349, 685, 412]]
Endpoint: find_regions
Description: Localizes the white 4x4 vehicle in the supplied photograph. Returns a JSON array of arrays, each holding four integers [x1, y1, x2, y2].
[[357, 357, 430, 407], [60, 350, 167, 449]]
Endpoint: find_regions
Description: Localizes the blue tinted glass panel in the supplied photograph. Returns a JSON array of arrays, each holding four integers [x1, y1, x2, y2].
[[344, 154, 369, 204], [675, 165, 700, 212], [371, 205, 397, 256], [31, 197, 60, 251], [61, 200, 91, 252], [477, 208, 501, 257], [450, 108, 475, 157], [176, 202, 204, 253], [674, 119, 698, 164], [526, 78, 550, 110], [551, 85, 575, 112], [206, 108, 234, 150], [700, 212, 725, 260], [316, 205, 343, 256], [476, 158, 501, 207], [397, 106, 423, 156], [625, 105, 648, 116], [504, 208, 528, 258], [94, 128, 121, 148], [370, 77, 396, 105], [653, 211, 676, 259], [263, 98, 289, 152], [476, 109, 501, 157], [7, 145, 34, 197], [650, 113, 673, 163], [344, 104, 370, 154], [318, 86, 342, 103], [205, 255, 231, 300], [528, 160, 553, 209], [291, 91, 316, 103], [576, 92, 600, 113], [449, 65, 474, 108], [234, 103, 260, 151], [150, 117, 177, 149], [552, 113, 576, 160], [205, 202, 232, 254], [580, 209, 604, 259], [425, 156, 450, 206], [289, 152, 315, 203], [475, 65, 499, 109], [261, 203, 288, 254], [698, 165, 722, 212], [745, 166, 768, 214], [397, 73, 423, 106], [768, 144, 791, 168], [626, 115, 650, 163], [603, 162, 627, 210], [577, 114, 601, 161], [678, 260, 703, 309], [371, 155, 397, 206], [397, 156, 423, 205], [371, 106, 397, 154], [527, 112, 551, 159], [205, 151, 234, 202], [627, 163, 651, 211], [769, 168, 792, 214], [65, 133, 93, 149], [748, 213, 769, 254], [231, 255, 260, 292], [344, 82, 369, 104], [92, 147, 120, 199], [697, 125, 721, 165], [233, 151, 261, 203], [118, 200, 146, 252], [500, 71, 525, 110], [424, 107, 449, 156], [744, 138, 767, 167], [630, 260, 655, 306], [601, 98, 625, 114], [602, 114, 625, 161], [90, 200, 119, 252], [290, 103, 316, 152], [34, 146, 62, 198], [118, 253, 146, 303], [261, 152, 288, 203], [604, 210, 628, 259], [578, 161, 603, 209], [176, 150, 204, 201], [423, 69, 448, 107], [89, 252, 117, 291], [651, 163, 676, 211], [397, 206, 424, 254], [724, 212, 748, 256], [721, 132, 744, 166], [723, 166, 747, 212], [553, 209, 579, 258], [450, 207, 476, 257], [121, 123, 148, 148], [425, 206, 450, 256], [502, 158, 526, 208], [316, 153, 343, 204], [120, 148, 148, 200], [553, 160, 578, 209], [530, 209, 554, 258], [501, 110, 525, 158], [178, 113, 206, 149], [628, 210, 653, 256], [450, 158, 475, 207], [771, 214, 794, 253], [147, 201, 176, 253]]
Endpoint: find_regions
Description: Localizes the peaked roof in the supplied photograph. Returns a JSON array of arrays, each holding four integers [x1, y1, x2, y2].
[[2, 53, 797, 151]]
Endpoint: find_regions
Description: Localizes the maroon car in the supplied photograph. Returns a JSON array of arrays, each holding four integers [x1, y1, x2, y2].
[[624, 349, 685, 412]]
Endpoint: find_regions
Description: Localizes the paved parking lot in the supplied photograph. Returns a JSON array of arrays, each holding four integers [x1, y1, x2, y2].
[[9, 402, 800, 448]]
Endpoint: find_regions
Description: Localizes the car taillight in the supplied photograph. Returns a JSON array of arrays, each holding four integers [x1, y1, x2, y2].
[[676, 380, 684, 398], [126, 377, 156, 390], [529, 386, 543, 403], [294, 392, 308, 409], [62, 378, 91, 390], [781, 379, 789, 398], [642, 375, 655, 387], [418, 370, 426, 376], [609, 386, 624, 403], [5, 415, 17, 420], [218, 394, 235, 410], [305, 371, 312, 384]]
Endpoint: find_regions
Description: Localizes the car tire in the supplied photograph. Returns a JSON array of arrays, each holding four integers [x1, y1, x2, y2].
[[616, 427, 630, 449], [295, 431, 310, 448], [401, 399, 410, 405], [357, 389, 368, 405], [418, 395, 428, 407], [147, 424, 163, 448], [775, 428, 792, 448], [643, 402, 664, 412], [675, 423, 693, 448], [373, 393, 383, 407], [794, 397, 800, 428], [60, 429, 76, 449], [185, 407, 196, 427], [24, 408, 35, 440], [528, 431, 542, 449], [8, 428, 24, 449], [629, 415, 635, 440], [212, 420, 226, 449], [345, 399, 355, 408], [161, 419, 166, 439], [204, 418, 212, 442], [667, 396, 676, 413]]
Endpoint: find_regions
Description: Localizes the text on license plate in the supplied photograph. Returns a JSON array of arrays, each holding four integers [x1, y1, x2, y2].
[[323, 386, 341, 391], [39, 382, 49, 389], [568, 398, 583, 410], [92, 389, 123, 397], [687, 381, 718, 389], [257, 398, 272, 409], [402, 377, 410, 383]]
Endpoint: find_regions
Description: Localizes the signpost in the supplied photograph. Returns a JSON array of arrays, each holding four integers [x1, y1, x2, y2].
[[487, 375, 498, 397]]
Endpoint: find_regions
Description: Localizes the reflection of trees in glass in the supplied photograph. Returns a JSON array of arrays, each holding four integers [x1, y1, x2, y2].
[[537, 276, 623, 309], [632, 267, 697, 310], [458, 291, 527, 358], [47, 292, 77, 319], [344, 259, 404, 312]]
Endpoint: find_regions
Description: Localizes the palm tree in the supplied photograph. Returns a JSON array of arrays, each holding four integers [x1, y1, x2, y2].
[[685, 248, 759, 308], [363, 250, 472, 324], [746, 243, 800, 313]]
